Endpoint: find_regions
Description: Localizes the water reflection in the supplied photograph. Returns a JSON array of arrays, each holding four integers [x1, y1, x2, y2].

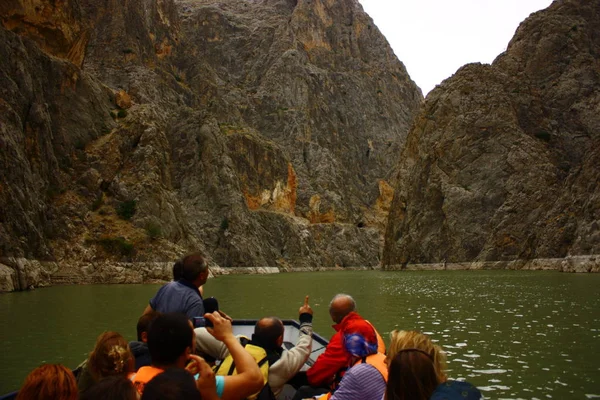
[[375, 271, 600, 399]]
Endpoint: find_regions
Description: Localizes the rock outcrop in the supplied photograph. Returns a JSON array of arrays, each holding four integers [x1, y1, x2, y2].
[[383, 0, 600, 266], [174, 0, 422, 223], [0, 0, 422, 290]]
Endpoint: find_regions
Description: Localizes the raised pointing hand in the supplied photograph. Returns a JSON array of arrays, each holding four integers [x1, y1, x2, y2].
[[299, 295, 313, 315]]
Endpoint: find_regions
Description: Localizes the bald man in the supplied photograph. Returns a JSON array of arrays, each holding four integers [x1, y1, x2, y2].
[[302, 294, 385, 396], [195, 296, 314, 397]]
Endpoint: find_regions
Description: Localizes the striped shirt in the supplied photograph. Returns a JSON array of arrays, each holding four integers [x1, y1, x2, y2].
[[329, 363, 386, 400]]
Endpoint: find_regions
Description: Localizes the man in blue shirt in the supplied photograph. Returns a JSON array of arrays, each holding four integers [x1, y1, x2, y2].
[[143, 253, 209, 319], [131, 312, 263, 399]]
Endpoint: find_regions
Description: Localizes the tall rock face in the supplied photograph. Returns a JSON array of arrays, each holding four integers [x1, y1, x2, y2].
[[0, 16, 115, 260], [0, 0, 421, 284], [1, 0, 87, 64], [176, 0, 421, 223], [383, 0, 600, 266]]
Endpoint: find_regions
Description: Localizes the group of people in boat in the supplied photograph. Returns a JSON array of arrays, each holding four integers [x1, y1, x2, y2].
[[15, 252, 482, 400]]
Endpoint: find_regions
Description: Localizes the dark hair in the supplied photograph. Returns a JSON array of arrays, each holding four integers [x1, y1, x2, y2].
[[147, 313, 194, 367], [386, 350, 439, 400], [141, 368, 201, 400], [181, 253, 208, 282], [137, 311, 161, 342], [80, 376, 137, 400], [17, 364, 77, 400], [254, 317, 284, 347], [172, 260, 184, 281]]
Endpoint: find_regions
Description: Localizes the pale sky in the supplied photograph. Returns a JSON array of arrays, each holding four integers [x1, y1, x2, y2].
[[358, 0, 554, 95]]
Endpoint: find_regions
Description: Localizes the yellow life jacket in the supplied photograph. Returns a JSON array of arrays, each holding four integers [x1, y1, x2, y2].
[[215, 341, 271, 400]]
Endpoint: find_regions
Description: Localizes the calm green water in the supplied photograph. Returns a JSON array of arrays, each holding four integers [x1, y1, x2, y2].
[[1, 270, 599, 398]]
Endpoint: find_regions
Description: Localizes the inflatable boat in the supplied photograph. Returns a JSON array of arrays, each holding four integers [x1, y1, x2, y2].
[[0, 319, 329, 400]]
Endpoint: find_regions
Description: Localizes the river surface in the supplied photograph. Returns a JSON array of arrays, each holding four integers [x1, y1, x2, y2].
[[1, 270, 599, 398]]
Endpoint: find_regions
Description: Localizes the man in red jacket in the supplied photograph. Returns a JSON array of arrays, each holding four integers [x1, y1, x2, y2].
[[292, 294, 385, 400]]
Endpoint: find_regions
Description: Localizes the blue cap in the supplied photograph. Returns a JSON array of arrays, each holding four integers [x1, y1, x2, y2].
[[343, 333, 378, 357]]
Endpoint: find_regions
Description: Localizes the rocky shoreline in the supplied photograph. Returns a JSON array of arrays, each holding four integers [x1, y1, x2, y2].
[[384, 255, 600, 273], [1, 255, 598, 293]]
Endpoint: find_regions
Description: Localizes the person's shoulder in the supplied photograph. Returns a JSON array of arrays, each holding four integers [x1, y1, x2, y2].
[[177, 282, 201, 297], [338, 363, 383, 392], [330, 330, 343, 339], [157, 280, 178, 292], [166, 280, 198, 297], [431, 380, 482, 400], [150, 281, 181, 306], [327, 330, 344, 346], [341, 312, 367, 325], [349, 362, 380, 377], [151, 282, 172, 305], [337, 313, 372, 333], [129, 341, 148, 354]]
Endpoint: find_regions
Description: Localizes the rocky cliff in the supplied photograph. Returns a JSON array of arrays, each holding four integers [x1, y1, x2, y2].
[[0, 0, 422, 290], [383, 0, 600, 266]]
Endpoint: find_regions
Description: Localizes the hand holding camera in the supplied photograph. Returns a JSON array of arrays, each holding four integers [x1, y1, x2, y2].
[[205, 311, 235, 342], [193, 316, 214, 328]]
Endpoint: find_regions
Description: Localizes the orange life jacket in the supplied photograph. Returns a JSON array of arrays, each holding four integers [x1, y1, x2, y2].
[[354, 352, 388, 381], [367, 320, 386, 354], [130, 366, 164, 395], [331, 321, 386, 390], [319, 352, 388, 400]]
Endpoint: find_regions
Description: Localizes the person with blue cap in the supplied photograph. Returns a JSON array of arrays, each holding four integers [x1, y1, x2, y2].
[[314, 319, 388, 400]]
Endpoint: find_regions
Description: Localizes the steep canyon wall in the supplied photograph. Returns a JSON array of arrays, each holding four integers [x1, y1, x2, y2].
[[383, 0, 600, 267], [0, 0, 422, 290]]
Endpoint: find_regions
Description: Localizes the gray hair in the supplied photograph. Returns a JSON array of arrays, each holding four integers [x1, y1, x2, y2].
[[329, 293, 356, 310]]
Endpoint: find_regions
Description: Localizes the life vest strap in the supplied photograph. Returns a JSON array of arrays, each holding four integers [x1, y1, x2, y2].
[[257, 356, 268, 367], [227, 356, 267, 375], [227, 360, 236, 375]]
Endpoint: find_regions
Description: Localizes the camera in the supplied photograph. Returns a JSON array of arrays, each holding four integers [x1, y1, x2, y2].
[[192, 316, 213, 328]]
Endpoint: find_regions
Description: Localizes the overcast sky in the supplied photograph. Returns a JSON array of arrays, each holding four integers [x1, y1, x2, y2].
[[358, 0, 554, 95]]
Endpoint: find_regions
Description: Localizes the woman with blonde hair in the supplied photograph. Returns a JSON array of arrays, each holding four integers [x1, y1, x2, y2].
[[386, 330, 447, 383], [385, 330, 481, 400], [16, 364, 78, 400], [77, 331, 135, 393]]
